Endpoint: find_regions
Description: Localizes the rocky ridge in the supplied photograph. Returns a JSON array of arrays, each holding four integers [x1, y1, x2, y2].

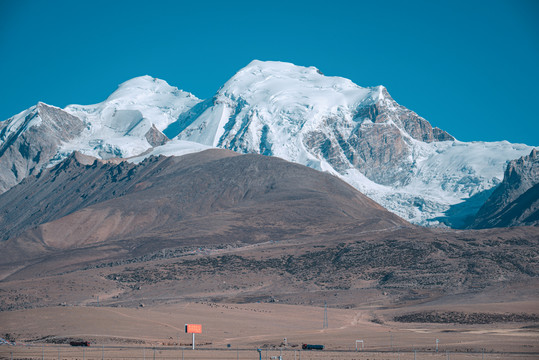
[[0, 102, 85, 193], [471, 148, 539, 228]]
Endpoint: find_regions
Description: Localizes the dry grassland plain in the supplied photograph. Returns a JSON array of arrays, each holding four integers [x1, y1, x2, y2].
[[1, 301, 538, 360]]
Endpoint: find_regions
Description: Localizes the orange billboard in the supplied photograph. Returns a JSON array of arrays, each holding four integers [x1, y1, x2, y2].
[[185, 324, 202, 334]]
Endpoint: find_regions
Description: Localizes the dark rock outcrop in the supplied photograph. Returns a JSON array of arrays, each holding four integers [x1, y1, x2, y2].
[[144, 124, 169, 147], [0, 103, 85, 193], [471, 149, 539, 228]]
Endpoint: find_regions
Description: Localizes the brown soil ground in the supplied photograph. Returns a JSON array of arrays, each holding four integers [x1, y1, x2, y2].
[[0, 204, 537, 360]]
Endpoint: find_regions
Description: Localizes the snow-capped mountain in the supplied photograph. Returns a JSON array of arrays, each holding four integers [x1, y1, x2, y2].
[[0, 102, 85, 193], [63, 75, 201, 157], [171, 61, 534, 226], [0, 76, 202, 193], [0, 61, 535, 226]]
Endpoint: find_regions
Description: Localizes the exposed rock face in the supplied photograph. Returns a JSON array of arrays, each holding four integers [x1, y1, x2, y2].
[[308, 88, 453, 185], [471, 149, 539, 228], [145, 124, 169, 147], [0, 103, 85, 193], [346, 117, 411, 185], [356, 87, 454, 143]]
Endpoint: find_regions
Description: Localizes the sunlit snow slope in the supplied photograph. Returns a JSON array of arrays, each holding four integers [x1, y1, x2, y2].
[[62, 75, 201, 159]]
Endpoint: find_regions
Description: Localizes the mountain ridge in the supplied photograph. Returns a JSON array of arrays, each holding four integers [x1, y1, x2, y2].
[[0, 60, 536, 227]]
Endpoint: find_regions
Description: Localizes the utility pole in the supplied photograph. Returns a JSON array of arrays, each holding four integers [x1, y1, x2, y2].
[[323, 301, 328, 328]]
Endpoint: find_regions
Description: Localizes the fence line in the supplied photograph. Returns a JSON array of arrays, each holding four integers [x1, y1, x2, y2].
[[1, 345, 538, 360]]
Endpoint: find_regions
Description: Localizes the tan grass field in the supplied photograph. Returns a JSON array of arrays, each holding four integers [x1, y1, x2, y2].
[[1, 301, 538, 359]]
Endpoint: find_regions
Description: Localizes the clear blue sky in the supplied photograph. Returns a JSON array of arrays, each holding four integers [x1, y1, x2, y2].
[[1, 0, 538, 145]]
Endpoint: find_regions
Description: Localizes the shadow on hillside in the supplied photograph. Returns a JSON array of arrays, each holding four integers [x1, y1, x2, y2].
[[432, 187, 496, 229]]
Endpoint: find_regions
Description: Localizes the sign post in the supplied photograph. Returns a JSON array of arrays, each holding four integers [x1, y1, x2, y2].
[[185, 324, 202, 350]]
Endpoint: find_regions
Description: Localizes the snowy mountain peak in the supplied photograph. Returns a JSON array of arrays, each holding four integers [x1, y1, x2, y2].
[[0, 102, 79, 149], [36, 101, 51, 108], [0, 102, 85, 192], [56, 74, 203, 160], [1, 102, 46, 138], [239, 59, 325, 77], [175, 60, 454, 173], [221, 60, 366, 103], [373, 85, 389, 101], [106, 75, 196, 104]]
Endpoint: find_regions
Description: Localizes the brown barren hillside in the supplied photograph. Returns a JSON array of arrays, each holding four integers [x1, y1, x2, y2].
[[0, 149, 407, 261]]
